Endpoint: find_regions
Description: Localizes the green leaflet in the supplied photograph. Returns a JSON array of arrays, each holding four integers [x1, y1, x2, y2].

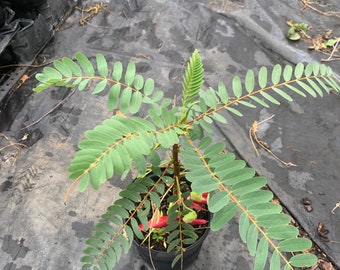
[[33, 83, 52, 92], [254, 237, 268, 270], [237, 100, 257, 108], [85, 238, 105, 249], [289, 253, 317, 267], [92, 80, 108, 94], [210, 202, 238, 231], [217, 81, 229, 103], [272, 87, 292, 102], [312, 62, 319, 76], [113, 198, 135, 212], [245, 69, 255, 93], [260, 91, 280, 105], [284, 83, 306, 97], [133, 74, 144, 90], [297, 80, 317, 97], [186, 172, 219, 193], [156, 129, 179, 148], [96, 53, 108, 77], [130, 217, 144, 239], [205, 87, 218, 109], [294, 62, 304, 78], [257, 213, 291, 227], [43, 66, 62, 81], [269, 251, 281, 270], [103, 153, 114, 179], [258, 66, 267, 88], [249, 96, 270, 108], [271, 64, 282, 85], [129, 91, 143, 114], [278, 238, 312, 252], [148, 108, 164, 128], [152, 90, 164, 102], [90, 166, 102, 190], [149, 191, 161, 208], [283, 65, 293, 81], [78, 173, 89, 192], [78, 78, 91, 91], [198, 118, 214, 135], [203, 142, 225, 158], [304, 63, 313, 77], [247, 202, 282, 217], [143, 78, 154, 96], [119, 87, 132, 114], [171, 253, 182, 269], [246, 224, 258, 256], [307, 78, 323, 97], [83, 247, 101, 256], [232, 75, 242, 97], [118, 233, 131, 254], [112, 61, 123, 81], [108, 204, 130, 219], [105, 247, 116, 269], [197, 136, 212, 149], [238, 212, 249, 243], [226, 107, 243, 117], [76, 52, 95, 76], [80, 256, 96, 264], [124, 62, 136, 85], [167, 239, 180, 253], [53, 60, 72, 77], [266, 225, 299, 240], [63, 56, 82, 76], [95, 222, 116, 235], [239, 190, 273, 207], [208, 191, 230, 213]]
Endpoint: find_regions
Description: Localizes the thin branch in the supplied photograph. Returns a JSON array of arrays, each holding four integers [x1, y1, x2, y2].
[[249, 114, 297, 167], [0, 133, 27, 165], [331, 202, 340, 214], [22, 88, 76, 129], [322, 39, 340, 62]]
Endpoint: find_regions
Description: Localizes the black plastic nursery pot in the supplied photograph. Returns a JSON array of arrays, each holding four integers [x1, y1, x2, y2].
[[131, 171, 211, 270], [134, 219, 210, 270]]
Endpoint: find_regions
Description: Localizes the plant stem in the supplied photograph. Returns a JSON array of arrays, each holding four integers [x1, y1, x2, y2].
[[172, 144, 181, 182]]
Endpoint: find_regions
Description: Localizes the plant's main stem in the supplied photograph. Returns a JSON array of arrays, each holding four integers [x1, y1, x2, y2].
[[172, 144, 181, 192]]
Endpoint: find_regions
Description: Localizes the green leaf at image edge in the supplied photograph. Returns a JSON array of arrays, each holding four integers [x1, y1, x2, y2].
[[289, 253, 318, 267]]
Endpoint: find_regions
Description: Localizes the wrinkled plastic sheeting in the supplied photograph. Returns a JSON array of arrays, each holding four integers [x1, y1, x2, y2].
[[0, 0, 339, 269]]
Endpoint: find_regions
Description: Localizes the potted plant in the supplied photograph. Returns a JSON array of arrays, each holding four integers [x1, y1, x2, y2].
[[34, 50, 339, 270]]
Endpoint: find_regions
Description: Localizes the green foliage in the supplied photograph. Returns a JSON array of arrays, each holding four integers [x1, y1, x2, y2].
[[34, 50, 340, 270], [286, 20, 309, 41]]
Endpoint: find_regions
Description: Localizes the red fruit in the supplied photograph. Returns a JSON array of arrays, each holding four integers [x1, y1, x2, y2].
[[190, 192, 208, 204], [189, 202, 207, 212], [139, 216, 169, 231], [189, 219, 208, 226]]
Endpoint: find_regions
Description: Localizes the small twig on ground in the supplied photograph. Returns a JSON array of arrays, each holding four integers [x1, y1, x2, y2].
[[300, 0, 340, 18], [22, 88, 76, 129], [76, 3, 109, 26], [249, 114, 297, 167], [331, 202, 340, 214], [322, 38, 340, 62], [0, 57, 54, 69], [0, 133, 27, 165]]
